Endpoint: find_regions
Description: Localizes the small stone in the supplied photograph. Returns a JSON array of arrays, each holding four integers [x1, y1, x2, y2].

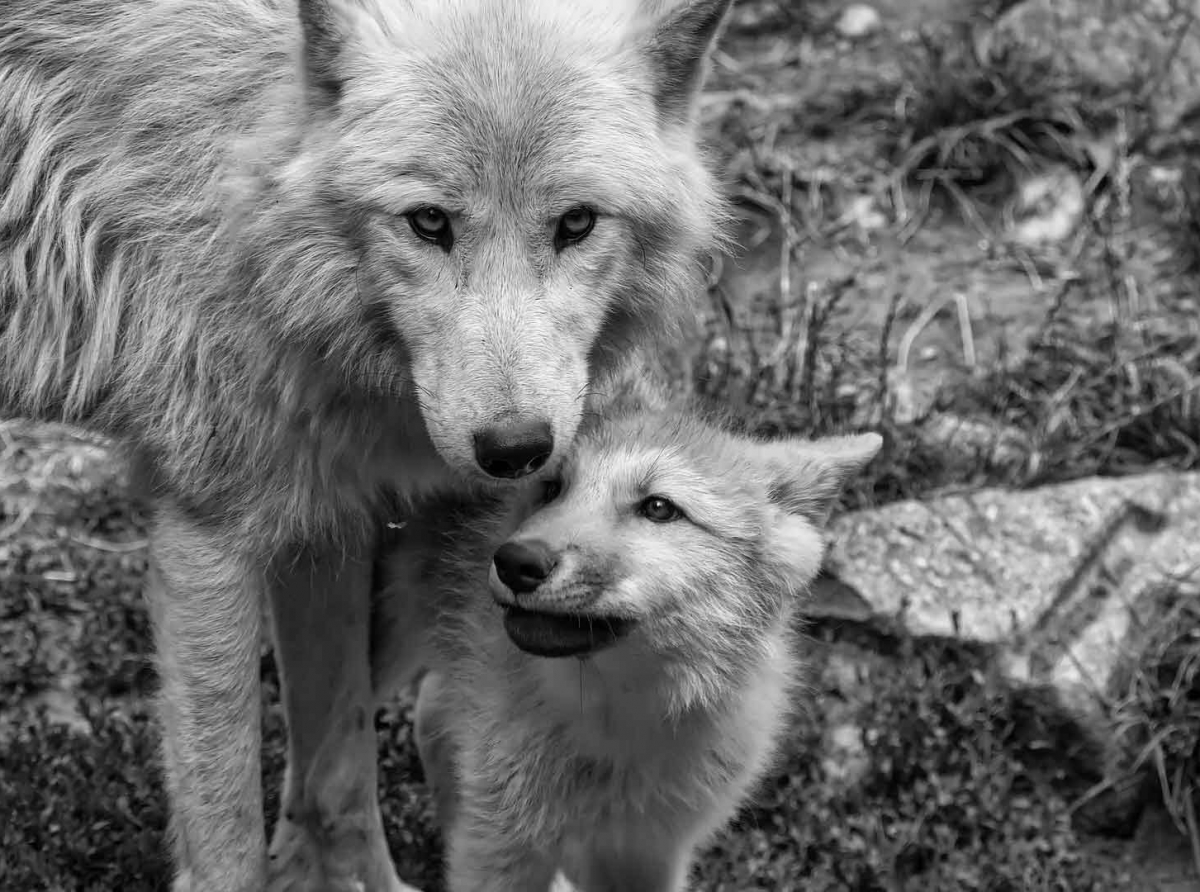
[[821, 650, 867, 692], [840, 193, 888, 231], [835, 4, 881, 40], [888, 373, 923, 426], [1008, 167, 1086, 248], [822, 721, 870, 786], [1147, 166, 1182, 187], [31, 689, 91, 736], [816, 643, 882, 697], [919, 414, 1033, 475]]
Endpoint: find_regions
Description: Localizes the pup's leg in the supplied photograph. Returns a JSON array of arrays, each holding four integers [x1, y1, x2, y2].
[[570, 835, 692, 892], [265, 537, 414, 892], [148, 505, 267, 892], [444, 802, 558, 892], [412, 670, 459, 832]]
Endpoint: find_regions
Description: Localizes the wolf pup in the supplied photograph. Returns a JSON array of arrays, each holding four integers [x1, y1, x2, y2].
[[373, 391, 882, 892], [0, 1, 733, 889]]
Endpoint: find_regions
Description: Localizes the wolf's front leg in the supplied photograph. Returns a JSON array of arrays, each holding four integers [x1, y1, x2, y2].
[[265, 537, 415, 892], [147, 506, 267, 892], [411, 670, 460, 833]]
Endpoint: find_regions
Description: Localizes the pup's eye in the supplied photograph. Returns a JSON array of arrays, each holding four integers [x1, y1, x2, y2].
[[540, 478, 562, 505], [554, 206, 595, 250], [639, 496, 682, 523], [408, 206, 453, 248]]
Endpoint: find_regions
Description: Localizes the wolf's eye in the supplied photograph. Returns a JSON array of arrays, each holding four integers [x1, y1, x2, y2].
[[554, 206, 595, 250], [540, 478, 562, 505], [639, 496, 682, 523], [408, 206, 452, 248]]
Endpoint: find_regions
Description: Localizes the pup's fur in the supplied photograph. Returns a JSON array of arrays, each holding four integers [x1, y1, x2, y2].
[[373, 386, 882, 891], [0, 1, 731, 889]]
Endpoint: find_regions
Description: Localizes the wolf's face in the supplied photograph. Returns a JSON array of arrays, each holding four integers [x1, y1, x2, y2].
[[488, 408, 883, 671], [294, 0, 730, 482]]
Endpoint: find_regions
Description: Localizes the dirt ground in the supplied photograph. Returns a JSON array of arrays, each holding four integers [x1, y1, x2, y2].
[[703, 0, 1198, 427]]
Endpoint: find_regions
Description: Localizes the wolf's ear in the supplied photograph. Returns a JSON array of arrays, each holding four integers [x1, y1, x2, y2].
[[637, 0, 734, 127], [758, 433, 883, 526], [297, 0, 352, 104], [298, 0, 393, 108]]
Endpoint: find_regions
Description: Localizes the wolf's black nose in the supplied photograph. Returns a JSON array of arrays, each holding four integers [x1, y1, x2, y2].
[[473, 418, 554, 479], [493, 539, 557, 594]]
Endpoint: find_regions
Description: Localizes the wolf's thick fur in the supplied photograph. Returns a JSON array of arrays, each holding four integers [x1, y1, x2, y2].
[[0, 1, 731, 889], [373, 389, 882, 891]]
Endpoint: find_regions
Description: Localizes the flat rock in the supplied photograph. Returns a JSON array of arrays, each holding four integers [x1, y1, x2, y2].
[[817, 471, 1200, 778], [824, 472, 1197, 641]]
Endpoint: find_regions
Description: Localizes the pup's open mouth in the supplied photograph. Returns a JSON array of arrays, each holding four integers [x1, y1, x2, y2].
[[501, 606, 635, 658]]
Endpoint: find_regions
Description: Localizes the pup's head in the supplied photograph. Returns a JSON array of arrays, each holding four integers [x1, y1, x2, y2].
[[283, 0, 732, 483], [487, 403, 882, 694]]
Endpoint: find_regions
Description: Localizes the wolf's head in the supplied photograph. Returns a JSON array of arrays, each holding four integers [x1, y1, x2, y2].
[[487, 400, 882, 709], [284, 0, 731, 483]]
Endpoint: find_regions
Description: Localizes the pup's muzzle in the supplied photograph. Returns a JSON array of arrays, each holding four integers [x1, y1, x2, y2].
[[493, 539, 557, 594], [490, 539, 635, 658]]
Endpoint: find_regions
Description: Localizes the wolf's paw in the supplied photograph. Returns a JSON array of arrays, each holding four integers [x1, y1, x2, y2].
[[266, 816, 419, 892], [266, 873, 421, 892], [267, 875, 421, 892], [266, 858, 420, 892]]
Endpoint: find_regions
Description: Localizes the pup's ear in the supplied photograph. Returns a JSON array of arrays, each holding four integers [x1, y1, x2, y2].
[[753, 433, 881, 594], [757, 433, 883, 526], [635, 0, 734, 128]]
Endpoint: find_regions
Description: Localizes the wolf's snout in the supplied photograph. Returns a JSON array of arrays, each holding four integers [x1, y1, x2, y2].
[[473, 418, 554, 479], [493, 539, 557, 594]]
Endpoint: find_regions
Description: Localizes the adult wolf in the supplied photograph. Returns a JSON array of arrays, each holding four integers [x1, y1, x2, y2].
[[0, 0, 731, 889]]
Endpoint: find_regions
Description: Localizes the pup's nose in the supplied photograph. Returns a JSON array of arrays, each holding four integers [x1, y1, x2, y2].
[[493, 539, 557, 594], [473, 418, 554, 479]]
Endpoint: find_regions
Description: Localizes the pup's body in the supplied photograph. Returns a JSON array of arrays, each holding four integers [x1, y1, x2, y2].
[[0, 1, 730, 888], [374, 389, 881, 891]]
